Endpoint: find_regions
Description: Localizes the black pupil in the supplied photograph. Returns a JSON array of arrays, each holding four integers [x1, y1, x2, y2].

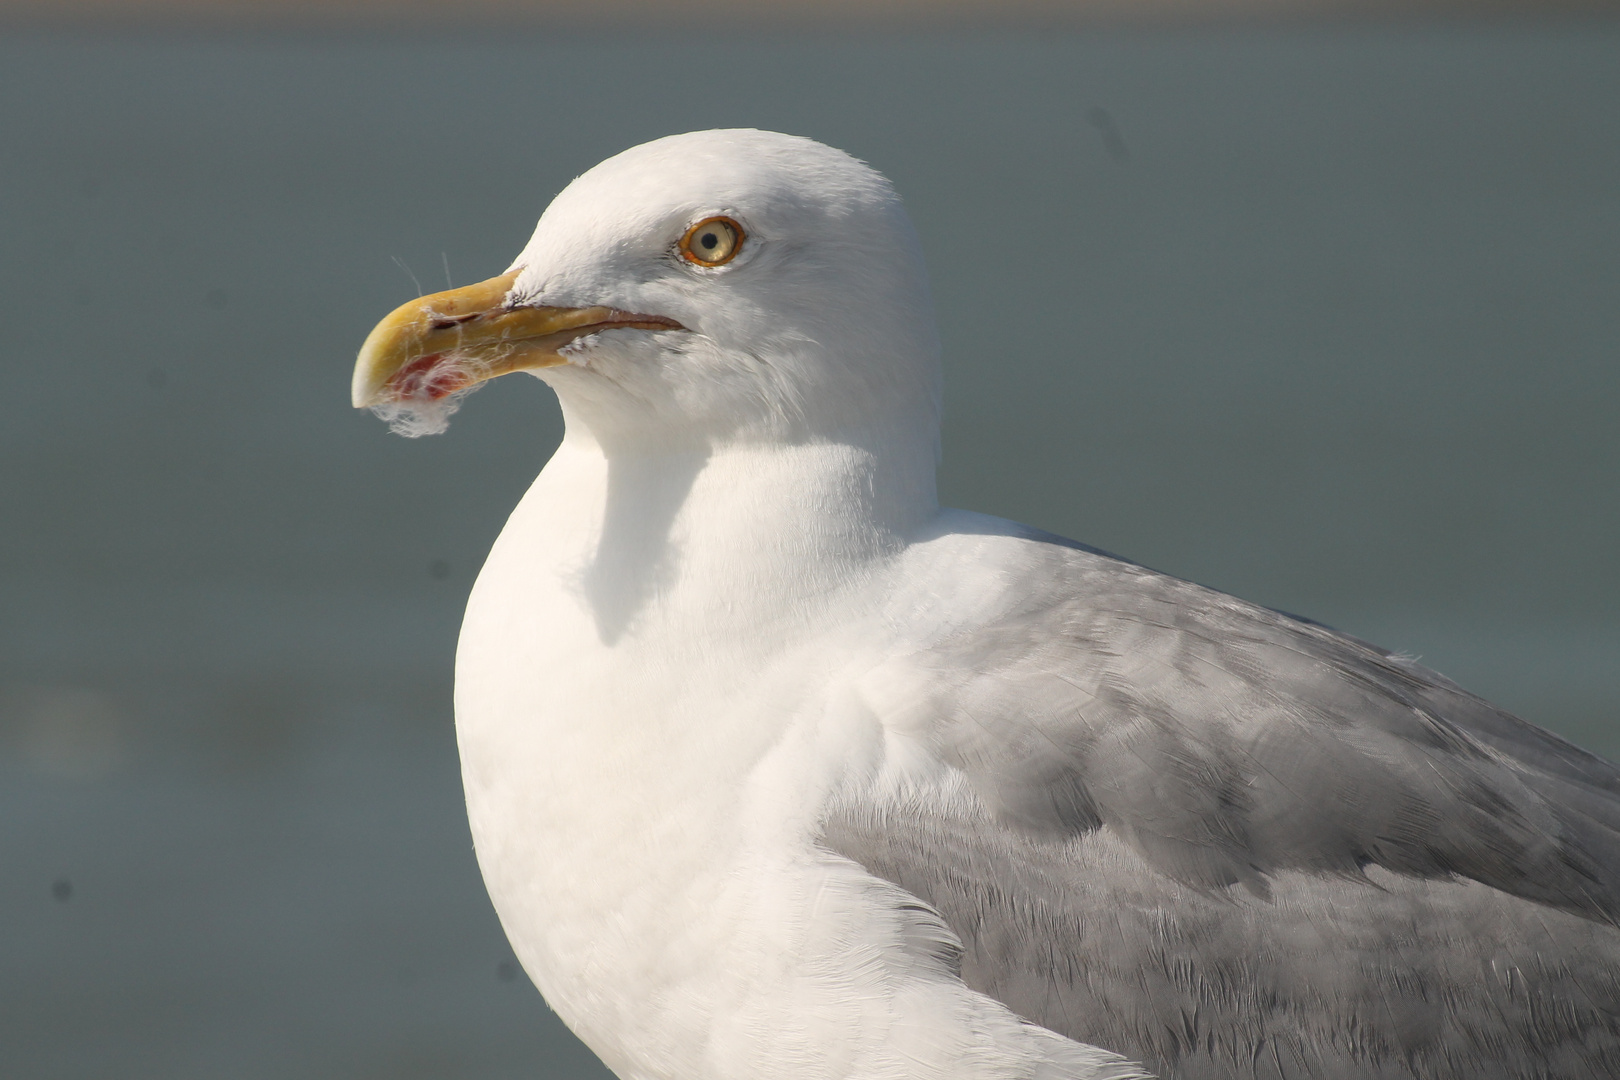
[[700, 231, 719, 250]]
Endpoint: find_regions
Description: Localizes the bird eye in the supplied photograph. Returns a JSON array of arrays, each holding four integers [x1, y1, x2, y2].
[[679, 216, 744, 267]]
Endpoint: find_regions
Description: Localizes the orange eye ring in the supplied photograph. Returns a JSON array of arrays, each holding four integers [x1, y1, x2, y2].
[[679, 216, 745, 267]]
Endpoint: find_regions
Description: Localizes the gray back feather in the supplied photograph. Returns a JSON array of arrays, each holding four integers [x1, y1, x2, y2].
[[910, 532, 1620, 922], [821, 526, 1620, 1077]]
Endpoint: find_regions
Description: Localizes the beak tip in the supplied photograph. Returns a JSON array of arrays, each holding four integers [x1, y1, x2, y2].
[[352, 326, 400, 410], [350, 367, 381, 410]]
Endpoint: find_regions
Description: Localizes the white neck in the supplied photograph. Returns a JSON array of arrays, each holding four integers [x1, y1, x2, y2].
[[525, 404, 938, 648]]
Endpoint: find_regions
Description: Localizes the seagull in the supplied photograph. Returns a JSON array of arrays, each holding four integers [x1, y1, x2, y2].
[[352, 129, 1620, 1080]]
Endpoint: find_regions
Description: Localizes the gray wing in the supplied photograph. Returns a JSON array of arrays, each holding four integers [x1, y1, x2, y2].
[[822, 529, 1620, 1079]]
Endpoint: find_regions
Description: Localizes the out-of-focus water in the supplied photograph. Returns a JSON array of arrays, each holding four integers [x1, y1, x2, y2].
[[1, 25, 1617, 1078]]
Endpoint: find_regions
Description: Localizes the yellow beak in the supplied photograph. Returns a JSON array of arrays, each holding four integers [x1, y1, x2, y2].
[[351, 269, 682, 408]]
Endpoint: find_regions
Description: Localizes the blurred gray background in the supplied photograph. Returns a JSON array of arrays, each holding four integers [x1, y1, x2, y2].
[[2, 17, 1618, 1079]]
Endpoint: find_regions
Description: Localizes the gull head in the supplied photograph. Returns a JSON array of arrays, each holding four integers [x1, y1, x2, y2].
[[353, 129, 941, 451]]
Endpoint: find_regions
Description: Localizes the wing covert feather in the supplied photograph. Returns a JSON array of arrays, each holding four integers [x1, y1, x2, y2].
[[885, 531, 1620, 924], [822, 798, 1620, 1079], [825, 520, 1620, 1076]]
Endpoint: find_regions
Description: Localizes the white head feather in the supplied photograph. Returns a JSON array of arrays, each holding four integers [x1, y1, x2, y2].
[[507, 129, 942, 457]]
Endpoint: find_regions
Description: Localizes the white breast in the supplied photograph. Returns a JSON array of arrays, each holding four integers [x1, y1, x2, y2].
[[454, 437, 1136, 1080]]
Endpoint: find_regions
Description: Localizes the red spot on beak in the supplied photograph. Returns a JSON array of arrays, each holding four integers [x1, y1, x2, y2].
[[388, 353, 474, 401]]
